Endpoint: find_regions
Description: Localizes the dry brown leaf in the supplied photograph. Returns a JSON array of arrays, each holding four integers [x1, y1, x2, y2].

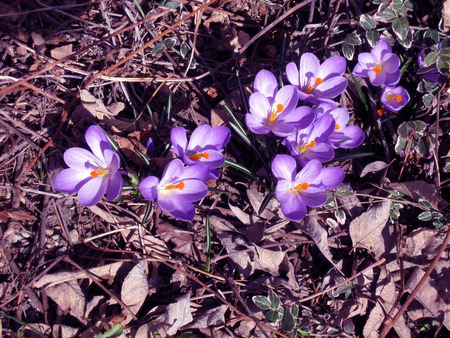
[[295, 216, 334, 263], [389, 180, 448, 210], [79, 89, 118, 120], [121, 261, 148, 324], [360, 161, 388, 183], [31, 32, 45, 53], [45, 280, 86, 324], [443, 0, 450, 32], [0, 209, 36, 222], [403, 228, 444, 264], [349, 201, 394, 259], [406, 261, 450, 330], [112, 133, 148, 166], [253, 245, 286, 276], [228, 202, 265, 243], [183, 305, 226, 336], [50, 44, 73, 60], [157, 222, 193, 256]]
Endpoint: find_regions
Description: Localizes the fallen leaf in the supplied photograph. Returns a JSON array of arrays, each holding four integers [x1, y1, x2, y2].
[[46, 280, 86, 324], [112, 133, 149, 166], [183, 305, 226, 336], [50, 44, 73, 60], [79, 89, 118, 120], [389, 180, 448, 210], [121, 261, 149, 323], [360, 161, 388, 183], [295, 216, 334, 263]]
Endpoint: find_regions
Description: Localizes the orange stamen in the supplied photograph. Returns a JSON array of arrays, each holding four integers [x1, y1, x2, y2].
[[189, 152, 210, 160], [373, 65, 382, 74], [387, 94, 402, 102], [90, 168, 107, 178], [269, 104, 284, 123], [306, 78, 323, 94], [335, 123, 340, 130], [300, 140, 317, 152], [165, 181, 185, 190], [294, 182, 309, 191], [377, 109, 385, 116]]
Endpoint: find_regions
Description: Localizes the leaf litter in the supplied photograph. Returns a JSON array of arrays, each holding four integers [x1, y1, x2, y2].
[[0, 0, 449, 337]]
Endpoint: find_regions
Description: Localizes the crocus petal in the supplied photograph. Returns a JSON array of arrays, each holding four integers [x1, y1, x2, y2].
[[357, 52, 377, 69], [103, 149, 121, 173], [186, 149, 225, 168], [248, 92, 271, 120], [209, 126, 231, 150], [352, 63, 369, 78], [161, 159, 184, 183], [384, 69, 401, 86], [272, 154, 297, 181], [271, 123, 298, 137], [382, 53, 401, 72], [254, 69, 278, 98], [280, 106, 315, 129], [106, 172, 123, 201], [313, 77, 348, 99], [85, 125, 111, 161], [301, 194, 328, 208], [158, 194, 177, 212], [168, 202, 196, 222], [294, 159, 322, 183], [208, 168, 220, 180], [171, 179, 208, 202], [318, 56, 346, 79], [245, 114, 270, 135], [335, 126, 365, 148], [274, 85, 298, 113], [77, 177, 108, 207], [170, 127, 188, 156], [372, 39, 391, 59], [286, 62, 300, 86], [280, 195, 307, 221], [188, 124, 212, 150], [317, 167, 345, 190], [369, 69, 386, 86], [139, 176, 160, 201], [179, 164, 209, 182], [310, 115, 335, 141], [64, 148, 102, 171], [329, 108, 349, 129], [299, 53, 320, 88], [275, 180, 294, 203], [54, 168, 91, 193]]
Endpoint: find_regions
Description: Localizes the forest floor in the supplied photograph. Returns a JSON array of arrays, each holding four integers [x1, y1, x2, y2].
[[0, 0, 449, 337]]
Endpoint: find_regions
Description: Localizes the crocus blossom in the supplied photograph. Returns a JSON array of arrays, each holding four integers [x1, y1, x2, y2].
[[246, 69, 315, 137], [352, 38, 401, 86], [139, 159, 208, 221], [286, 53, 348, 106], [171, 124, 230, 179], [418, 46, 441, 83], [282, 114, 336, 166], [272, 155, 344, 221], [54, 125, 123, 207], [315, 104, 365, 149], [381, 86, 410, 112]]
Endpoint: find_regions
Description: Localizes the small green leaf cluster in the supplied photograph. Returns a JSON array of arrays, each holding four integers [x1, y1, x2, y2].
[[418, 199, 447, 228], [395, 120, 436, 160]]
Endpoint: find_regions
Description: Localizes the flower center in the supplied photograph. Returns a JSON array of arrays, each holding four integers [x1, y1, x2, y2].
[[269, 104, 284, 123], [292, 182, 309, 194], [306, 78, 323, 94], [387, 94, 403, 102], [373, 65, 382, 74], [335, 123, 340, 130], [300, 140, 317, 152], [165, 181, 185, 190], [377, 109, 385, 116], [189, 152, 210, 160], [90, 168, 108, 178]]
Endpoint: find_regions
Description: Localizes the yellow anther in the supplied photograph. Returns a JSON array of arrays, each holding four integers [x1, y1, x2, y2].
[[269, 104, 284, 123], [300, 140, 317, 152], [165, 181, 185, 190], [373, 65, 382, 74], [377, 109, 385, 116], [387, 94, 402, 102], [90, 168, 107, 178], [189, 152, 210, 160], [293, 182, 309, 191], [306, 78, 323, 94], [335, 123, 340, 130]]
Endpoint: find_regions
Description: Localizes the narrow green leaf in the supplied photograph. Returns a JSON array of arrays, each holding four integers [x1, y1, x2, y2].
[[163, 37, 177, 49], [281, 311, 296, 333], [258, 190, 274, 215], [366, 29, 379, 47], [180, 41, 191, 59], [360, 14, 377, 30], [253, 296, 272, 310], [423, 52, 438, 67], [342, 42, 354, 60], [94, 324, 123, 338], [265, 309, 279, 323], [205, 215, 211, 273], [268, 290, 280, 309], [376, 9, 396, 23], [418, 211, 432, 221], [397, 29, 413, 49], [153, 42, 166, 55], [348, 68, 369, 112], [223, 159, 269, 192], [344, 32, 362, 46], [392, 17, 409, 40]]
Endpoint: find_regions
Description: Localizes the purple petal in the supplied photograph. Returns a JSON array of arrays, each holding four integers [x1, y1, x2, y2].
[[208, 168, 220, 180], [139, 176, 160, 201], [179, 164, 209, 182], [170, 127, 188, 157], [106, 172, 123, 201], [85, 125, 110, 161], [167, 202, 196, 222], [254, 69, 278, 99], [161, 159, 184, 183], [274, 85, 298, 113], [77, 177, 108, 207], [64, 148, 102, 171], [245, 113, 270, 135], [357, 53, 377, 68], [272, 154, 297, 181], [299, 53, 320, 88], [286, 62, 300, 86], [158, 194, 177, 212], [249, 92, 271, 120], [275, 180, 294, 203], [185, 149, 225, 168], [368, 69, 386, 86], [171, 179, 208, 202], [300, 194, 328, 208], [382, 53, 400, 72], [209, 126, 231, 150], [384, 69, 401, 86], [318, 56, 347, 79], [189, 124, 212, 150], [297, 143, 335, 166], [54, 168, 91, 193], [313, 77, 348, 99], [295, 159, 322, 183], [310, 115, 335, 140], [329, 108, 349, 130], [335, 126, 365, 149], [372, 39, 391, 59], [280, 195, 307, 221], [281, 106, 315, 128], [271, 123, 298, 138], [103, 149, 121, 173], [352, 63, 369, 78], [317, 167, 345, 189]]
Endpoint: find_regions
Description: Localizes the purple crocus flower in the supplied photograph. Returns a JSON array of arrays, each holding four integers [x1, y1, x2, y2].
[[285, 53, 348, 106], [246, 69, 315, 137], [282, 114, 336, 166], [54, 125, 123, 207], [139, 159, 208, 221], [272, 155, 344, 221], [315, 104, 365, 149], [170, 124, 230, 180], [352, 38, 401, 86], [381, 86, 410, 112], [418, 47, 441, 83]]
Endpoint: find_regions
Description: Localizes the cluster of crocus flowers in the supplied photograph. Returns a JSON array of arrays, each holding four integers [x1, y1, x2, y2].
[[271, 155, 344, 221], [352, 38, 410, 113], [54, 125, 123, 207]]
